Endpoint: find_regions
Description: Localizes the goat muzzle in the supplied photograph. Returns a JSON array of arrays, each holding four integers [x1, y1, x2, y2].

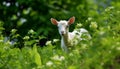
[[61, 31, 65, 35]]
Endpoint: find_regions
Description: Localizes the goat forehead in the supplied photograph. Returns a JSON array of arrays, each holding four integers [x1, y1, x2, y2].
[[58, 20, 68, 26]]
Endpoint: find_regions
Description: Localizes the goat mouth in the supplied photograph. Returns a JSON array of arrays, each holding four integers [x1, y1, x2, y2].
[[61, 33, 65, 36]]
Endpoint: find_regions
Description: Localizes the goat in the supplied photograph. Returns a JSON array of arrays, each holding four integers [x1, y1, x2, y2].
[[50, 16, 91, 52]]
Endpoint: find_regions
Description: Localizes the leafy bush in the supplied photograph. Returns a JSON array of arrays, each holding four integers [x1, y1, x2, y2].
[[1, 5, 120, 69], [0, 0, 120, 69]]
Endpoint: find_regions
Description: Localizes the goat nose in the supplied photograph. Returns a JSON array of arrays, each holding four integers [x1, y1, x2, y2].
[[61, 31, 64, 34]]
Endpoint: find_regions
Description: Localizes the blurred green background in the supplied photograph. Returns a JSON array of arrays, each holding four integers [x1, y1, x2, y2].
[[1, 0, 120, 47], [0, 0, 118, 37], [0, 0, 120, 69]]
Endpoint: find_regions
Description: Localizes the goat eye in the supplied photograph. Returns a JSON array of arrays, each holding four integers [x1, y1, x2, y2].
[[66, 25, 69, 28]]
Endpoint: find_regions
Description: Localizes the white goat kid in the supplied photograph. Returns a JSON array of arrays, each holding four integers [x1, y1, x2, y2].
[[51, 16, 91, 52]]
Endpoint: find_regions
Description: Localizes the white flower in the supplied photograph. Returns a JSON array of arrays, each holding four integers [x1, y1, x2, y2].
[[0, 40, 3, 42], [51, 55, 65, 61], [23, 36, 30, 40], [99, 31, 105, 35], [46, 41, 52, 45], [89, 21, 98, 29], [29, 29, 34, 34], [29, 29, 34, 33], [46, 61, 53, 66], [11, 29, 17, 33], [88, 17, 92, 21], [59, 56, 65, 61], [53, 39, 59, 42], [52, 55, 59, 60], [20, 18, 27, 23]]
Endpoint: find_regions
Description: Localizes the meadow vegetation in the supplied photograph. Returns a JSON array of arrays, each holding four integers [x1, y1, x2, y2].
[[0, 0, 120, 69]]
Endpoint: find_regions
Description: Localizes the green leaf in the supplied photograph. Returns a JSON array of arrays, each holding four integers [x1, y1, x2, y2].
[[33, 45, 42, 66]]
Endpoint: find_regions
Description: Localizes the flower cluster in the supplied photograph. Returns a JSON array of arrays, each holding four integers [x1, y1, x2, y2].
[[46, 41, 52, 46], [51, 55, 65, 61], [89, 21, 98, 30]]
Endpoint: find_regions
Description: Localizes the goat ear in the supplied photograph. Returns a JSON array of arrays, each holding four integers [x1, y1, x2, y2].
[[50, 18, 58, 25], [68, 16, 75, 25]]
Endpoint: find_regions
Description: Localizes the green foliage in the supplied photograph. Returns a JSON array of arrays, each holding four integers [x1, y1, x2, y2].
[[0, 41, 42, 69], [0, 0, 120, 69]]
